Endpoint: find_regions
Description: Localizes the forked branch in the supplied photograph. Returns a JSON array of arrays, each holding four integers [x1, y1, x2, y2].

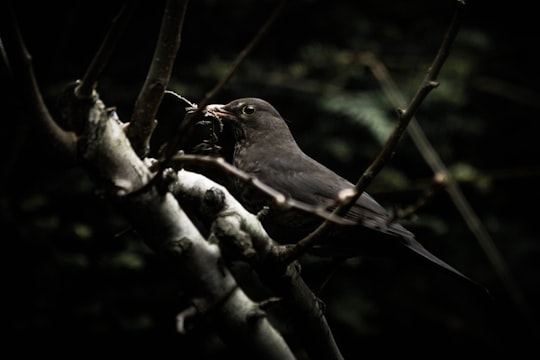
[[280, 1, 466, 264], [128, 0, 188, 157], [4, 7, 77, 163], [165, 153, 353, 226], [74, 2, 135, 99], [160, 0, 290, 165]]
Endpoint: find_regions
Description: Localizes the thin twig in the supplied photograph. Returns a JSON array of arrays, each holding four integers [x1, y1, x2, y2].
[[74, 2, 135, 99], [360, 48, 538, 335], [6, 7, 77, 163], [160, 0, 290, 164], [164, 89, 198, 108], [390, 172, 447, 221], [280, 2, 466, 265], [198, 0, 290, 110], [1, 36, 12, 76], [128, 0, 188, 157], [166, 153, 353, 226]]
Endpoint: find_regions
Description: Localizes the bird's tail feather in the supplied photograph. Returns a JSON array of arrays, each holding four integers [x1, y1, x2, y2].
[[402, 236, 491, 299]]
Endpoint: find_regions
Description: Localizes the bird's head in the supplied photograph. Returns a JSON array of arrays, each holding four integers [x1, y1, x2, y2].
[[203, 98, 293, 142]]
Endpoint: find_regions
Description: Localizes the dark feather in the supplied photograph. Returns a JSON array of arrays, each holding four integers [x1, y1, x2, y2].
[[203, 98, 490, 297]]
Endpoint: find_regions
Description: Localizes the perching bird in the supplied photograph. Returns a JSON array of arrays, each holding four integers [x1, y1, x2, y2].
[[203, 97, 488, 294]]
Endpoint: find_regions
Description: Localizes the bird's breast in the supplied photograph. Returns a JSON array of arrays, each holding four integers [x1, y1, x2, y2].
[[233, 140, 267, 173]]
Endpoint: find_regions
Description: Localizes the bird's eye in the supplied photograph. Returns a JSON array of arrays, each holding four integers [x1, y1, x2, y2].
[[242, 105, 255, 115]]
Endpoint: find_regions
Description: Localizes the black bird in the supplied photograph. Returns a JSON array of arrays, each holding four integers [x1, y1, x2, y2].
[[203, 97, 487, 293]]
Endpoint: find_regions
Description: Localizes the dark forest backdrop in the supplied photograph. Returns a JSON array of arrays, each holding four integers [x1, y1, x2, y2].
[[2, 0, 539, 357]]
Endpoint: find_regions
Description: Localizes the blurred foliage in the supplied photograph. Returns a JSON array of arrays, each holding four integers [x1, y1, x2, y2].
[[2, 0, 539, 357]]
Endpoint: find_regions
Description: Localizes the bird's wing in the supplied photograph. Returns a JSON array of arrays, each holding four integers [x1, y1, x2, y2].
[[341, 191, 416, 239], [256, 151, 490, 294], [261, 152, 414, 239]]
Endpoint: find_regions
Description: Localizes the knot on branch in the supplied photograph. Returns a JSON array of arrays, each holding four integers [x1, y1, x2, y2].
[[159, 167, 179, 195], [211, 215, 257, 261], [246, 307, 267, 325], [57, 80, 99, 134], [164, 236, 193, 257], [256, 206, 270, 220], [176, 306, 199, 334], [202, 187, 227, 216]]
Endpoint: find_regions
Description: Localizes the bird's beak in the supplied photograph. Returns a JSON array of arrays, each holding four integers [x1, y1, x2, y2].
[[204, 104, 233, 120]]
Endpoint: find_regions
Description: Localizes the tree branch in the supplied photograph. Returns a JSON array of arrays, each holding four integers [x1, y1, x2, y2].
[[359, 51, 537, 336], [160, 0, 289, 164], [74, 2, 135, 99], [4, 7, 77, 163], [166, 153, 353, 226], [170, 169, 344, 360], [280, 1, 466, 264], [127, 0, 188, 157], [197, 0, 290, 110], [60, 88, 295, 360]]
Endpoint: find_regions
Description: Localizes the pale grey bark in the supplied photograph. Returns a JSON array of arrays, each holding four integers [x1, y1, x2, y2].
[[76, 94, 295, 360]]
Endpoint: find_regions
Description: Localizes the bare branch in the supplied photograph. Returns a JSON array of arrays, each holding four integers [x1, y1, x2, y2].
[[197, 0, 290, 110], [390, 172, 447, 221], [0, 36, 11, 76], [170, 169, 344, 360], [60, 88, 295, 360], [357, 50, 538, 335], [160, 0, 290, 165], [5, 7, 77, 163], [74, 2, 135, 99], [128, 0, 188, 157], [280, 2, 466, 265], [351, 3, 464, 204], [166, 153, 354, 226]]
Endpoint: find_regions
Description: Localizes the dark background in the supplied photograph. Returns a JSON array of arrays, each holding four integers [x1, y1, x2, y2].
[[2, 0, 539, 357]]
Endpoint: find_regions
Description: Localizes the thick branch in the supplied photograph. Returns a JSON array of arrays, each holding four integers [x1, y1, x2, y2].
[[171, 169, 344, 360], [128, 0, 187, 157], [61, 89, 293, 360]]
